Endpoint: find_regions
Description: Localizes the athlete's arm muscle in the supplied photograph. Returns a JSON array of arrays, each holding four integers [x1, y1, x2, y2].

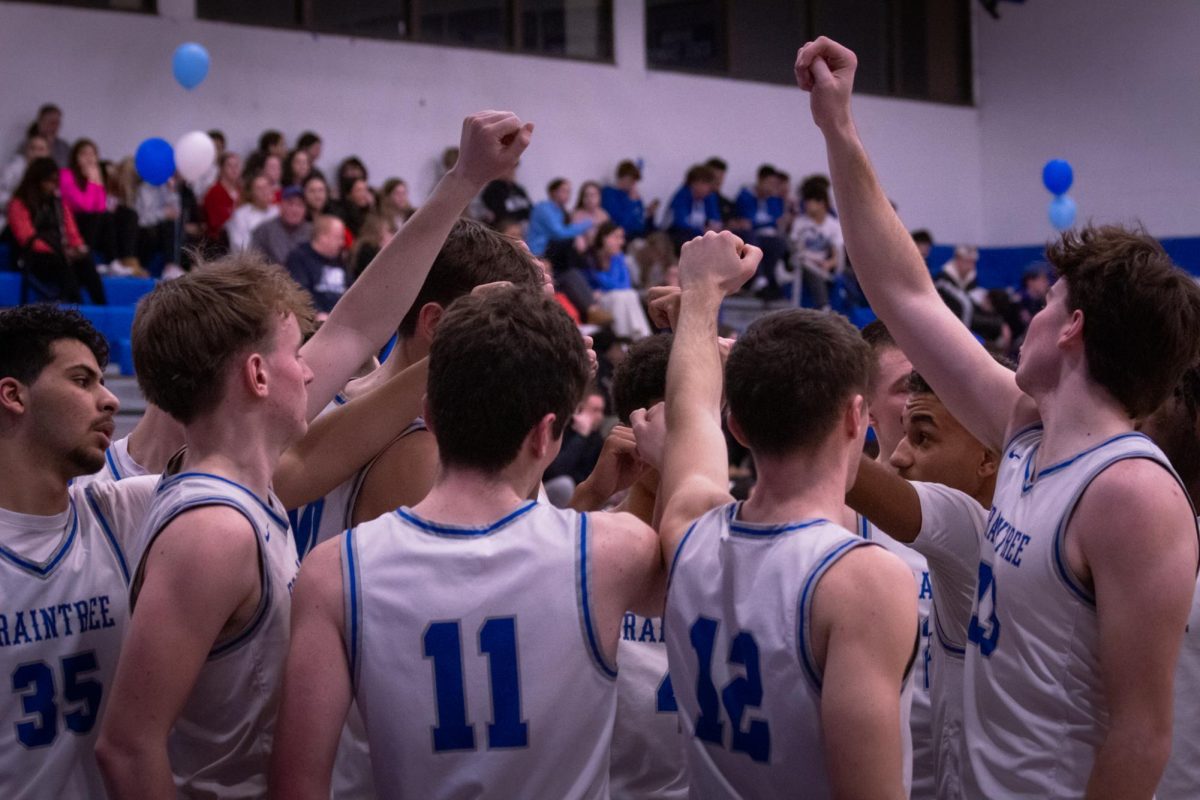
[[1074, 460, 1197, 798], [655, 233, 760, 568], [275, 358, 429, 509], [844, 455, 923, 542], [816, 546, 916, 800], [301, 112, 533, 420], [351, 429, 439, 526], [269, 538, 350, 800], [589, 511, 665, 664], [798, 38, 1025, 451], [95, 507, 261, 800]]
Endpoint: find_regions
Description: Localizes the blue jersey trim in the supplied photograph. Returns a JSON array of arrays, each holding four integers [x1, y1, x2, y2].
[[105, 447, 122, 481], [797, 538, 871, 693], [395, 501, 537, 538], [578, 513, 618, 680], [1021, 432, 1151, 494], [1002, 422, 1044, 458], [726, 502, 832, 538], [858, 514, 872, 540], [0, 500, 79, 578], [85, 489, 131, 586], [932, 607, 966, 657], [344, 529, 361, 690], [159, 471, 291, 531], [333, 392, 349, 406], [666, 519, 701, 590]]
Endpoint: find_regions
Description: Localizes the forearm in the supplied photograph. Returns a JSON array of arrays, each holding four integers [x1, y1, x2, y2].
[[844, 456, 922, 542], [96, 735, 176, 800], [275, 359, 429, 508], [1085, 722, 1172, 799], [666, 286, 724, 432]]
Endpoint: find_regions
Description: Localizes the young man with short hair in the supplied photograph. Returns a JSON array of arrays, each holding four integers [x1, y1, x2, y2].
[[651, 231, 917, 798], [95, 111, 535, 799], [0, 305, 158, 800], [801, 36, 1200, 796], [270, 286, 663, 798]]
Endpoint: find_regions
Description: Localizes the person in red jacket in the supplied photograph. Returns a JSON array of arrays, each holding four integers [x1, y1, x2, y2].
[[202, 151, 242, 246], [6, 157, 106, 303]]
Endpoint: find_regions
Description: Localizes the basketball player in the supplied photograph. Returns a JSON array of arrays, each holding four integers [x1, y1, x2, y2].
[[847, 369, 1000, 799], [94, 111, 535, 798], [1141, 364, 1200, 800], [0, 305, 158, 799], [800, 36, 1200, 796], [72, 403, 184, 488], [269, 286, 663, 798], [651, 231, 917, 797]]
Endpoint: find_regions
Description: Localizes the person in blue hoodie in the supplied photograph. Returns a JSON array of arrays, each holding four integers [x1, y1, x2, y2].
[[601, 160, 659, 240], [665, 164, 721, 251], [734, 165, 789, 298], [526, 177, 592, 258]]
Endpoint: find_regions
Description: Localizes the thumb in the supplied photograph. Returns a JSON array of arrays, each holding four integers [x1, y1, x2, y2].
[[810, 56, 835, 86]]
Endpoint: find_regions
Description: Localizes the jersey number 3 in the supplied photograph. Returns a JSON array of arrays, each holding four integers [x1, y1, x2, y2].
[[423, 617, 529, 752], [690, 617, 771, 763], [967, 562, 1001, 656], [11, 652, 102, 748]]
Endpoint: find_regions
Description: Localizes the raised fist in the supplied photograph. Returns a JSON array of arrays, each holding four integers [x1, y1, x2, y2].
[[678, 231, 761, 296], [450, 111, 535, 189], [795, 37, 858, 134]]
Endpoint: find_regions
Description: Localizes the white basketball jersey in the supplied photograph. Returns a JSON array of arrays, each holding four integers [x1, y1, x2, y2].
[[0, 477, 155, 800], [610, 613, 688, 799], [1159, 519, 1200, 800], [345, 502, 618, 798], [667, 503, 912, 799], [962, 426, 1196, 797], [910, 481, 987, 800], [130, 472, 299, 799], [858, 515, 932, 798], [72, 435, 148, 489]]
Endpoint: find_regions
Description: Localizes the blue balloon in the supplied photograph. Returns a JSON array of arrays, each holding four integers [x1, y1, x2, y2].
[[135, 138, 175, 186], [172, 42, 210, 90], [1048, 195, 1077, 231], [1042, 159, 1073, 195]]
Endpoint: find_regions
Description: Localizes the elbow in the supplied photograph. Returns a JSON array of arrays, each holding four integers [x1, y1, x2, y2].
[[94, 727, 145, 792]]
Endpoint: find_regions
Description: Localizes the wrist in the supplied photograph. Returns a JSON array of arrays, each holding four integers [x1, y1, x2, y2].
[[439, 168, 485, 201]]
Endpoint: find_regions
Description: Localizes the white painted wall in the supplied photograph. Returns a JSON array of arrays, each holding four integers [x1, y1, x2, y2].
[[0, 0, 985, 243], [974, 0, 1200, 244]]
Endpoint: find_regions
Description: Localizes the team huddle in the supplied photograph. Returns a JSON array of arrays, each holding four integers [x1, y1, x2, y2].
[[3, 38, 1200, 800]]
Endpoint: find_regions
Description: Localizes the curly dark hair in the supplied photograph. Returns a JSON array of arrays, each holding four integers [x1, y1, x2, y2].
[[612, 333, 673, 424], [0, 304, 109, 384]]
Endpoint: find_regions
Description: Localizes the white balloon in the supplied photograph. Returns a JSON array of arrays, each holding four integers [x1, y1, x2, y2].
[[174, 131, 216, 183]]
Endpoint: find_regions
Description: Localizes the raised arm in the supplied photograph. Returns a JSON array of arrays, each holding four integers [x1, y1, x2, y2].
[[656, 232, 759, 564], [797, 38, 1024, 451], [274, 358, 429, 509], [844, 454, 923, 542], [301, 111, 533, 419]]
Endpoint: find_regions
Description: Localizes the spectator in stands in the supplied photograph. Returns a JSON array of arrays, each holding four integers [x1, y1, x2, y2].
[[336, 177, 374, 238], [787, 181, 843, 309], [135, 174, 182, 275], [191, 129, 225, 197], [526, 177, 592, 258], [225, 173, 278, 253], [378, 178, 415, 230], [244, 151, 284, 198], [202, 151, 242, 244], [481, 164, 532, 223], [733, 165, 788, 298], [542, 387, 607, 508], [285, 213, 347, 315], [601, 159, 658, 240], [0, 132, 49, 231], [258, 129, 287, 159], [912, 228, 934, 260], [336, 157, 368, 197], [24, 104, 70, 167], [60, 139, 126, 271], [250, 185, 311, 266], [107, 157, 145, 276], [628, 230, 677, 289], [348, 213, 397, 280], [665, 164, 721, 250], [572, 180, 609, 246], [297, 131, 324, 178], [301, 173, 333, 221], [283, 148, 312, 188], [6, 157, 105, 303], [585, 221, 651, 339], [704, 156, 736, 224], [934, 244, 1006, 346]]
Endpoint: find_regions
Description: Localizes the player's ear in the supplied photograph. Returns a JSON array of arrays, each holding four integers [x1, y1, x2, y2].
[[845, 394, 867, 439], [726, 410, 750, 448], [417, 303, 445, 342], [0, 377, 28, 417], [978, 445, 1000, 480], [244, 353, 269, 399], [1058, 308, 1085, 351], [529, 412, 559, 459]]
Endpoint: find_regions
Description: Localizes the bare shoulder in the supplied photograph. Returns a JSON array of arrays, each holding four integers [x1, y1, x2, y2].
[[354, 429, 438, 524], [293, 535, 347, 619], [588, 509, 659, 561], [150, 504, 260, 570], [816, 544, 915, 614], [1073, 457, 1196, 552]]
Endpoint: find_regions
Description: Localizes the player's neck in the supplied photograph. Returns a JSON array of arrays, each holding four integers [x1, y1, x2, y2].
[[126, 405, 185, 474], [1033, 377, 1132, 467], [416, 466, 536, 526], [342, 336, 419, 401], [179, 413, 284, 499], [741, 449, 851, 526], [0, 443, 71, 515]]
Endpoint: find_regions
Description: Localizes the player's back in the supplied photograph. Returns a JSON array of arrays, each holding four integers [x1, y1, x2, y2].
[[666, 502, 909, 799], [346, 501, 618, 798], [0, 476, 156, 800], [129, 471, 299, 799], [963, 426, 1196, 797]]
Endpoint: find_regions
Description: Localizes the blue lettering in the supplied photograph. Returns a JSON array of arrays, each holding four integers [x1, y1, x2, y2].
[[39, 608, 58, 640], [98, 596, 115, 629], [622, 613, 636, 641], [1011, 535, 1030, 567], [56, 604, 74, 636], [639, 617, 657, 643], [73, 601, 89, 632], [0, 613, 7, 646], [13, 611, 32, 645], [919, 572, 933, 600]]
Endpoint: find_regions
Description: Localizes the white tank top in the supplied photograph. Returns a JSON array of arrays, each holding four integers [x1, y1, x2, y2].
[[1159, 520, 1200, 800], [344, 501, 617, 798], [130, 472, 299, 799], [72, 435, 148, 489], [962, 426, 1196, 797], [0, 477, 155, 800], [609, 613, 688, 799], [858, 515, 933, 798], [667, 502, 912, 799]]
